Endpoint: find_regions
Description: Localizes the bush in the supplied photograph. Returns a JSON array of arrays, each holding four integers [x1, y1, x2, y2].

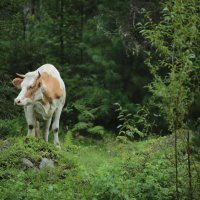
[[0, 74, 20, 119], [0, 118, 26, 139]]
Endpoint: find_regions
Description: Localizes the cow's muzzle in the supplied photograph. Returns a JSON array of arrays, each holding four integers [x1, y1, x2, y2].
[[14, 98, 22, 105]]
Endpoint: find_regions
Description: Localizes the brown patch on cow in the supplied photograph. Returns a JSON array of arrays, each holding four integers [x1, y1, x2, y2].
[[24, 72, 63, 104], [41, 72, 63, 103], [12, 78, 23, 89], [24, 79, 41, 99]]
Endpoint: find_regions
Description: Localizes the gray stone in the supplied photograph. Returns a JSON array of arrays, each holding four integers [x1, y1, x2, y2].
[[22, 158, 34, 168], [39, 158, 54, 169], [0, 139, 14, 152]]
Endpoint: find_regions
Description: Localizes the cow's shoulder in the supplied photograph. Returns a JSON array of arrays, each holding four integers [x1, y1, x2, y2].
[[37, 64, 66, 105], [38, 64, 60, 78], [40, 72, 63, 103]]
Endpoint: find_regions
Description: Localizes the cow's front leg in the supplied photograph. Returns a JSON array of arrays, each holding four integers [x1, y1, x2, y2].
[[44, 117, 52, 142], [24, 105, 36, 137], [52, 107, 62, 148]]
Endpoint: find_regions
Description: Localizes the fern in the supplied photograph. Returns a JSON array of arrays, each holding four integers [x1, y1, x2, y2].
[[72, 122, 93, 132], [74, 101, 95, 121], [71, 100, 106, 138], [87, 126, 105, 136], [65, 131, 73, 146]]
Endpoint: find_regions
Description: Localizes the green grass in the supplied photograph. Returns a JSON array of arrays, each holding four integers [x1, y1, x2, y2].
[[0, 134, 199, 200]]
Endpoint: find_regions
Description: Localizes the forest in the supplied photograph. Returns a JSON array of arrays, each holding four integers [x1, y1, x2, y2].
[[0, 0, 200, 199]]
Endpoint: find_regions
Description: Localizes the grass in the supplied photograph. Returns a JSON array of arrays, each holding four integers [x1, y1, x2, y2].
[[0, 133, 199, 200]]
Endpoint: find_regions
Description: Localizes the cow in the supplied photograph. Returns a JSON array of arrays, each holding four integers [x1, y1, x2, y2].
[[12, 64, 66, 148]]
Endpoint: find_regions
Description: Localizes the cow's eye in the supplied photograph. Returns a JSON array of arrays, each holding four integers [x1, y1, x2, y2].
[[28, 86, 33, 89]]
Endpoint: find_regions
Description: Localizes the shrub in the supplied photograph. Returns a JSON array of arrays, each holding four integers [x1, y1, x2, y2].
[[0, 118, 26, 139], [114, 103, 145, 139], [0, 75, 20, 119]]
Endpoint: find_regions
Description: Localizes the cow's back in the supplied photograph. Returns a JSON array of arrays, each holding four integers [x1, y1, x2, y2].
[[38, 64, 63, 86], [37, 64, 66, 105]]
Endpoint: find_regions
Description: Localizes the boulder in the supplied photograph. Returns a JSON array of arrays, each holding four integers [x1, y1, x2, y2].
[[39, 158, 54, 169], [22, 158, 34, 168]]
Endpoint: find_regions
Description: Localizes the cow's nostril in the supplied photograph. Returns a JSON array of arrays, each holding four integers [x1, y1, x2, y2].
[[17, 100, 21, 104]]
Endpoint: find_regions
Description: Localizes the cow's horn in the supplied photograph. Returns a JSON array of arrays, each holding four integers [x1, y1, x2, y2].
[[16, 73, 25, 78], [38, 71, 41, 78]]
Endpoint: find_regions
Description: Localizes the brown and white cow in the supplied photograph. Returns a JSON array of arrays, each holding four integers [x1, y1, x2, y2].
[[12, 64, 66, 148]]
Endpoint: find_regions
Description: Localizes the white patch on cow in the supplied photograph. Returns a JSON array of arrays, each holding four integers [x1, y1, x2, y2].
[[14, 71, 39, 106]]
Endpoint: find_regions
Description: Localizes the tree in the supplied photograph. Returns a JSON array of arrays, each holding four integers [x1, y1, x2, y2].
[[139, 0, 200, 199]]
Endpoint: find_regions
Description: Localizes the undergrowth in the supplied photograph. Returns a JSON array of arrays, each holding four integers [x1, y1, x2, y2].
[[0, 134, 199, 200]]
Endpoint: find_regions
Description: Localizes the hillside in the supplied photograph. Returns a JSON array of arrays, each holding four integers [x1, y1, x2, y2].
[[0, 135, 199, 200]]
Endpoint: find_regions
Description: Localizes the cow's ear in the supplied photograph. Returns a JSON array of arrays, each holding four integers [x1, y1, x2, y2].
[[12, 78, 23, 89]]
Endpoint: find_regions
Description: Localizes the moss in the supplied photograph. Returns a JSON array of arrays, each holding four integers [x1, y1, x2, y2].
[[0, 136, 77, 172]]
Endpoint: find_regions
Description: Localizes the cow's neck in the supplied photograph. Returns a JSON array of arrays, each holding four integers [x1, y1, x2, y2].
[[33, 100, 54, 120]]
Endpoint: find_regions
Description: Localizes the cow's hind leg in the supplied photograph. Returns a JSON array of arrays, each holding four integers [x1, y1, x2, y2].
[[35, 121, 40, 138], [44, 118, 52, 142], [52, 107, 62, 148]]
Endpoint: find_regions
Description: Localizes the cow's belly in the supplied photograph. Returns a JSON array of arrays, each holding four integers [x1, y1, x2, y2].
[[33, 102, 54, 120]]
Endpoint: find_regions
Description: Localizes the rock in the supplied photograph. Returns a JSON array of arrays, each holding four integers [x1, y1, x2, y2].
[[22, 158, 34, 168], [39, 158, 54, 169], [48, 185, 53, 191], [0, 139, 14, 152]]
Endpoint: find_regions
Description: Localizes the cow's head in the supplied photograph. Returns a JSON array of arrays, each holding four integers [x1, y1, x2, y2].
[[12, 71, 43, 106]]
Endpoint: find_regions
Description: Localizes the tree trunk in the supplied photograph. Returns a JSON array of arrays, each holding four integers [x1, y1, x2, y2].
[[59, 0, 64, 64], [175, 128, 179, 200], [23, 0, 37, 40], [80, 0, 84, 64], [187, 130, 193, 200]]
